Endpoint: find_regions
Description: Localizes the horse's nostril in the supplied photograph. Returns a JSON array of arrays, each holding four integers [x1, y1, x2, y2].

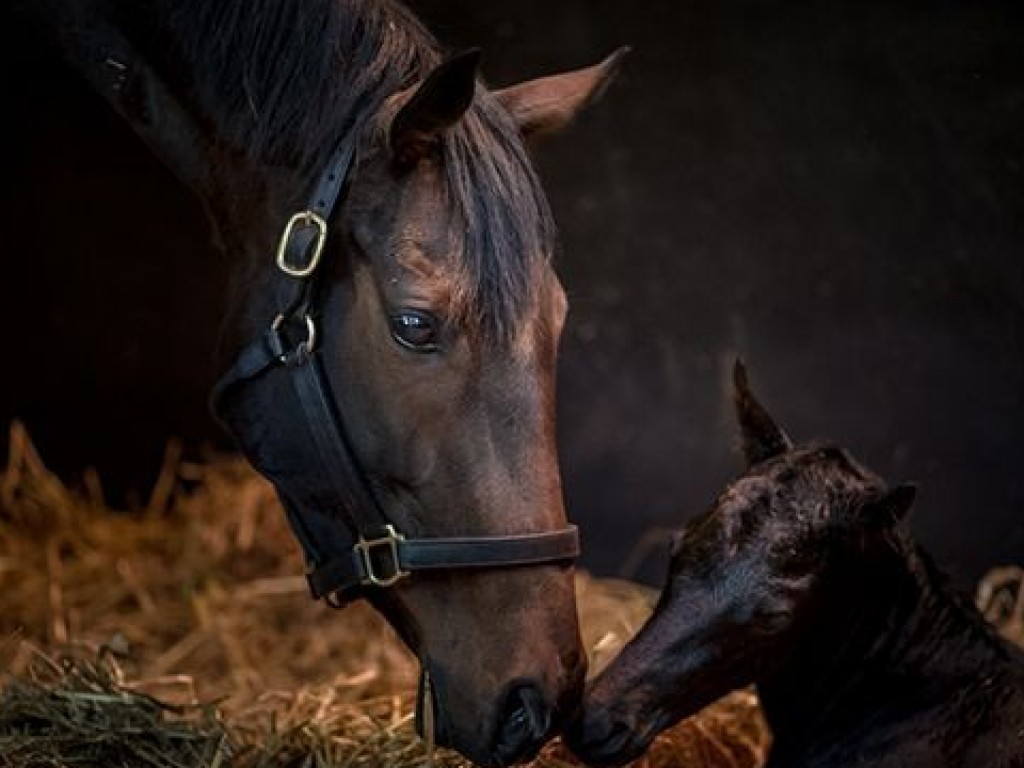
[[505, 684, 549, 738], [493, 683, 551, 763]]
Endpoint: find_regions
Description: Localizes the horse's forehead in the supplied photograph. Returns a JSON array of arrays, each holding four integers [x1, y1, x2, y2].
[[361, 164, 453, 277], [350, 145, 556, 355], [348, 158, 445, 247], [394, 164, 451, 239]]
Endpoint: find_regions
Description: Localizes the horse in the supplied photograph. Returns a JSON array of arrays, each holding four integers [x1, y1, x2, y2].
[[15, 0, 626, 763], [567, 362, 1024, 767]]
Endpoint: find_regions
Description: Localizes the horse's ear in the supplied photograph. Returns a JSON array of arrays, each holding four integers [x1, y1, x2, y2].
[[390, 49, 481, 168], [494, 47, 629, 142], [733, 360, 794, 466], [861, 484, 917, 528]]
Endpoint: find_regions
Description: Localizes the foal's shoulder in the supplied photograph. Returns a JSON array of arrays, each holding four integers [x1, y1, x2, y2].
[[961, 658, 1024, 768], [770, 667, 1024, 768], [902, 657, 1024, 768]]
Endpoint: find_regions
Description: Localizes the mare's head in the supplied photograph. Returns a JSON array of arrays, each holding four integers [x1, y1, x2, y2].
[[164, 5, 630, 764], [566, 362, 915, 765]]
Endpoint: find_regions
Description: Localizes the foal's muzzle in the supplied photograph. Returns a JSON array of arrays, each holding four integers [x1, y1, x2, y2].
[[563, 706, 651, 767]]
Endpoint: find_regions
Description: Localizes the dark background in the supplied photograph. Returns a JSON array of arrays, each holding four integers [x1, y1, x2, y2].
[[2, 0, 1022, 587]]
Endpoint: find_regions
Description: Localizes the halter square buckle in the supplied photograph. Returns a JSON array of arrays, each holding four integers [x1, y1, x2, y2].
[[276, 210, 328, 277], [354, 524, 408, 588]]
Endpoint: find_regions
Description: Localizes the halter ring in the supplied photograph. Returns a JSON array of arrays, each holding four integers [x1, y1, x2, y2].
[[270, 313, 317, 360]]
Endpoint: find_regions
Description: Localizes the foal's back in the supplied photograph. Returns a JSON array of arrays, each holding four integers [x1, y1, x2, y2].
[[764, 554, 1024, 768]]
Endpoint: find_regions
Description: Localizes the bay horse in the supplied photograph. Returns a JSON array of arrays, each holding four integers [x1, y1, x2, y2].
[[568, 362, 1024, 767], [16, 0, 625, 763]]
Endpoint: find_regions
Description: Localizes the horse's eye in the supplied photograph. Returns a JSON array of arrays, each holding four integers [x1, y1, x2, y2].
[[390, 310, 440, 352]]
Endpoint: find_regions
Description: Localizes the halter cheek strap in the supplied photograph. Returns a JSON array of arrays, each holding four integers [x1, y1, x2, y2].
[[210, 136, 579, 606]]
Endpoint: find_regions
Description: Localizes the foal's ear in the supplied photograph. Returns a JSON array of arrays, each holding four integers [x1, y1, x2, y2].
[[733, 360, 794, 466], [390, 49, 481, 168], [494, 47, 629, 142], [861, 484, 917, 528]]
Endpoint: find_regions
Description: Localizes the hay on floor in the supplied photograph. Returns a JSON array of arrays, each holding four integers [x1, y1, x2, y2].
[[4, 421, 1018, 767], [0, 423, 770, 765], [0, 422, 768, 767]]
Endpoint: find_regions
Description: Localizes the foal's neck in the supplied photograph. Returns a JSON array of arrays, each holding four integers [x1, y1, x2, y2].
[[757, 535, 1007, 754]]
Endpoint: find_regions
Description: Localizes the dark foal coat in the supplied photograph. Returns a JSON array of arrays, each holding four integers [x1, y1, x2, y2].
[[757, 501, 1024, 768], [569, 362, 1024, 768]]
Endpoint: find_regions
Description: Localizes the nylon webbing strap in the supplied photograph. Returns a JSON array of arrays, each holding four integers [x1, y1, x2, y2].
[[306, 525, 581, 600], [289, 348, 389, 537], [276, 140, 357, 278]]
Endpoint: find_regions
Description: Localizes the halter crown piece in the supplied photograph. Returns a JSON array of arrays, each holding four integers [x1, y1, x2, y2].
[[210, 135, 580, 607]]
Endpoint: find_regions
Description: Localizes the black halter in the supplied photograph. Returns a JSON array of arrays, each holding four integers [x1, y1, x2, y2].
[[210, 136, 580, 607]]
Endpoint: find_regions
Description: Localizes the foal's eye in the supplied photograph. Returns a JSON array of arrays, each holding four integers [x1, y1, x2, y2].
[[389, 310, 440, 352]]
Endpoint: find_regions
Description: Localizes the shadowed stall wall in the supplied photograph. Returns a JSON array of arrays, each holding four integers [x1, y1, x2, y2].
[[2, 0, 1022, 585]]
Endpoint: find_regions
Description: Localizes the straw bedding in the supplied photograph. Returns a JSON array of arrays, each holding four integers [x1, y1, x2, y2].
[[1, 421, 1020, 767]]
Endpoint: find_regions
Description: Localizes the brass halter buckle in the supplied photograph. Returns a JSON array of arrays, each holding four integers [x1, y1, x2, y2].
[[276, 210, 328, 277], [354, 524, 409, 587]]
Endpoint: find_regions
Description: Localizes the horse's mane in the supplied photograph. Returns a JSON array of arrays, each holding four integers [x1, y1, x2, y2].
[[129, 0, 554, 342]]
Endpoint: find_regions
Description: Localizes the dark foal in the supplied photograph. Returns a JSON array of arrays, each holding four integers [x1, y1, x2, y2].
[[567, 363, 1024, 768]]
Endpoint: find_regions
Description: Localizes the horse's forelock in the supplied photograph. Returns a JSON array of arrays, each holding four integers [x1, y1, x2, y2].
[[156, 0, 553, 347], [348, 47, 556, 347], [151, 0, 439, 169], [441, 93, 556, 347]]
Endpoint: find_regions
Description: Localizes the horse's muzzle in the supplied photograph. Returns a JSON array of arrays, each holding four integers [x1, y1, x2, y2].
[[422, 654, 584, 767]]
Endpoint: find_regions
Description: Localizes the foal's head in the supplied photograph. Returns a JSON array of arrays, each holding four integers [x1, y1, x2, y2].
[[566, 362, 915, 764]]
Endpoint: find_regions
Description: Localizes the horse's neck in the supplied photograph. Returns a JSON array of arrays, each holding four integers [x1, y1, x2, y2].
[[758, 539, 1007, 755], [25, 0, 316, 341], [23, 1, 191, 189], [25, 0, 303, 210]]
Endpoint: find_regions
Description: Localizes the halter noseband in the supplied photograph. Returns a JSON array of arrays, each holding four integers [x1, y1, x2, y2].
[[210, 136, 579, 607]]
